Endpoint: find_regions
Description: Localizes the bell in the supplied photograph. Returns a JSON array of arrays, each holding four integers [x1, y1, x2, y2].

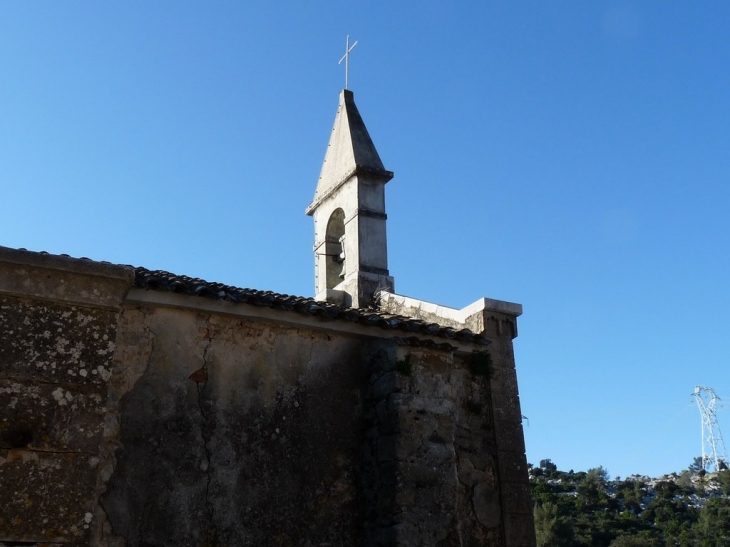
[[338, 235, 346, 280], [338, 251, 346, 279]]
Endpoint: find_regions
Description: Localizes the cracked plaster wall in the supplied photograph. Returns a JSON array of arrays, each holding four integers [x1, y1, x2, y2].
[[0, 251, 535, 547], [101, 305, 369, 547]]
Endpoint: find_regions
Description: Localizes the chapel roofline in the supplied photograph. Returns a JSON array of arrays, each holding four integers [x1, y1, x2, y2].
[[0, 245, 490, 351]]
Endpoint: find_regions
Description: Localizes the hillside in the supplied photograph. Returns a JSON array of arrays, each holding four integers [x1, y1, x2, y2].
[[530, 460, 730, 546]]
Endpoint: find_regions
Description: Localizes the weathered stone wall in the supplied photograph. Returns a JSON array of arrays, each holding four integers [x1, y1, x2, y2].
[[466, 311, 535, 547], [100, 305, 371, 547], [0, 296, 117, 543], [0, 248, 535, 547], [379, 292, 535, 547], [0, 249, 132, 546], [363, 345, 505, 547]]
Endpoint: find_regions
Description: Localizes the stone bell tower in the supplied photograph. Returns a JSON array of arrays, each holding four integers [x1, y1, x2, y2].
[[306, 89, 394, 308]]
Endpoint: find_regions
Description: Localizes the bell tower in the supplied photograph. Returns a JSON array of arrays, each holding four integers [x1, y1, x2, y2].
[[305, 89, 394, 308]]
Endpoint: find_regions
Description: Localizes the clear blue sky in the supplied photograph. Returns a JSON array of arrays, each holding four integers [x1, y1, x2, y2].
[[2, 2, 728, 479]]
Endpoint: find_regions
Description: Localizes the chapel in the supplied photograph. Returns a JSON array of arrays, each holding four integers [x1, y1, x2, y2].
[[0, 87, 534, 546]]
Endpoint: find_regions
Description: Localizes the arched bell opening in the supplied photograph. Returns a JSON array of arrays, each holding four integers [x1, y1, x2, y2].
[[325, 208, 346, 290]]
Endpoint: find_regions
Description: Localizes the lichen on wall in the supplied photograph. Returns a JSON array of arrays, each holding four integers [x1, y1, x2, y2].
[[0, 295, 120, 544]]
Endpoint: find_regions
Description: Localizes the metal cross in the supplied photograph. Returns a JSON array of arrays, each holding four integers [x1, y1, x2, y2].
[[338, 35, 358, 90]]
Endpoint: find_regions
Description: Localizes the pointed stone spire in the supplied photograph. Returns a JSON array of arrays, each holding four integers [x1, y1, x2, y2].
[[307, 90, 393, 213], [306, 90, 394, 308]]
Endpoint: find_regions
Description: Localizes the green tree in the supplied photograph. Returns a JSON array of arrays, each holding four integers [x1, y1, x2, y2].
[[539, 458, 558, 477], [716, 469, 730, 495], [615, 479, 645, 515], [676, 469, 694, 490], [534, 502, 558, 547], [577, 466, 610, 510], [642, 481, 699, 545], [608, 531, 662, 546], [694, 497, 730, 545], [528, 458, 723, 547], [689, 455, 705, 473]]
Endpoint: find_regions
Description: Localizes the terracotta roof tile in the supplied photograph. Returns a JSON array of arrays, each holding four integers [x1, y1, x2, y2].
[[134, 267, 489, 349], [3, 246, 489, 350]]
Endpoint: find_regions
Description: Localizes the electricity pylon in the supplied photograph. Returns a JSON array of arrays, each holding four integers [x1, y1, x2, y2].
[[693, 386, 728, 473]]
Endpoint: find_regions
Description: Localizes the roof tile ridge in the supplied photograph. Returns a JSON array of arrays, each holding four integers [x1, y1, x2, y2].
[[133, 266, 488, 346]]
